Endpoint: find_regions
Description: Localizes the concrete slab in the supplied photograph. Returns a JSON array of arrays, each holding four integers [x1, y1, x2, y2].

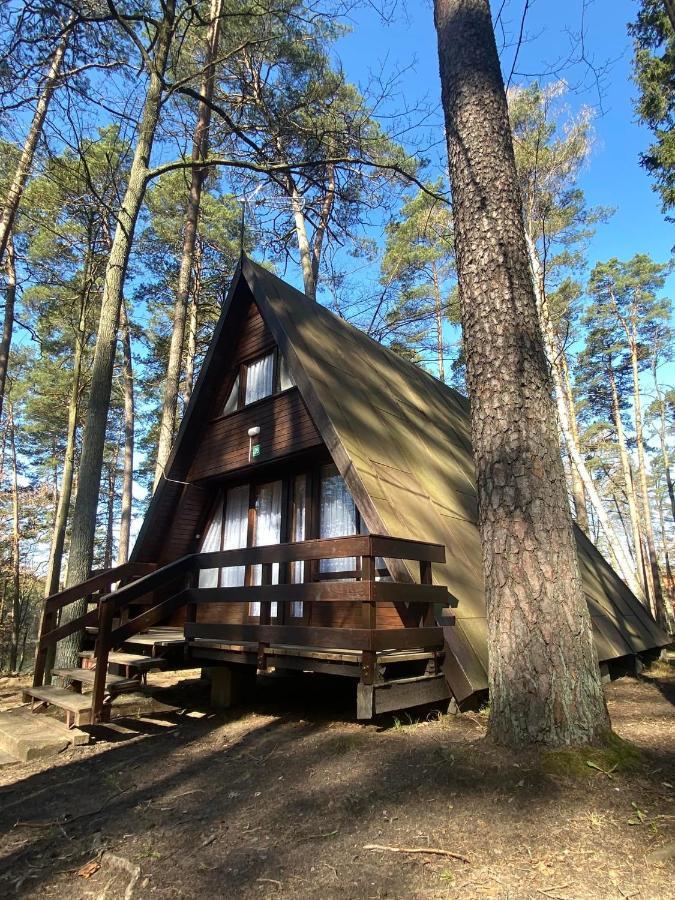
[[0, 706, 89, 762]]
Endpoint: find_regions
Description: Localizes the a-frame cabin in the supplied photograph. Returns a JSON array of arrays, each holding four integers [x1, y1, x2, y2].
[[29, 257, 669, 725]]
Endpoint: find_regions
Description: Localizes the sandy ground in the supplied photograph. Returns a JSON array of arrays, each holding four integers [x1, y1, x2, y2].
[[0, 665, 673, 899]]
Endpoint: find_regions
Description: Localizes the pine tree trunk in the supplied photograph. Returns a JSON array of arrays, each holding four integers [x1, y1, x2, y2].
[[608, 362, 647, 599], [44, 255, 91, 599], [432, 262, 446, 382], [0, 236, 17, 424], [653, 373, 675, 522], [8, 401, 20, 673], [629, 345, 671, 631], [154, 0, 222, 489], [183, 241, 201, 407], [558, 352, 589, 533], [103, 451, 118, 570], [526, 234, 646, 601], [117, 300, 134, 565], [310, 163, 335, 290], [0, 26, 71, 267], [434, 0, 609, 746], [57, 4, 175, 671], [288, 179, 317, 301]]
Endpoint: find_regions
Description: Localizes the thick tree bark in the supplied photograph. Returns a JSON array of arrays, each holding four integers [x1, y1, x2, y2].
[[154, 0, 222, 489], [434, 0, 609, 746], [57, 4, 175, 670], [629, 345, 671, 631], [526, 235, 646, 602], [608, 362, 648, 599], [117, 300, 134, 565], [0, 237, 17, 423], [0, 26, 70, 268]]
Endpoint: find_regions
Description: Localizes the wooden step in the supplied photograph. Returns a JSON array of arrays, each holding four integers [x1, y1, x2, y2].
[[52, 668, 140, 693], [79, 651, 164, 670], [24, 685, 93, 727]]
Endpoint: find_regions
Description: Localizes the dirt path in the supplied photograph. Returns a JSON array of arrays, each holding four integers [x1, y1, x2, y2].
[[0, 667, 673, 899]]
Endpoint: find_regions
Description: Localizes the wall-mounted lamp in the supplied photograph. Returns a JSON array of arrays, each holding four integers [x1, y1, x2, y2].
[[248, 425, 261, 462]]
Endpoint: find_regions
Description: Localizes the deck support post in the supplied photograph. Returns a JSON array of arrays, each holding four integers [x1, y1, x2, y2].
[[360, 553, 377, 685], [210, 665, 256, 708], [91, 597, 114, 724], [257, 562, 273, 670]]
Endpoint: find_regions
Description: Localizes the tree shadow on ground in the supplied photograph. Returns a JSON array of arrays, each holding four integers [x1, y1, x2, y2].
[[0, 671, 673, 899]]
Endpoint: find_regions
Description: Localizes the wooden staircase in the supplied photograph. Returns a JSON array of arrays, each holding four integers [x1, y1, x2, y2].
[[26, 559, 192, 727]]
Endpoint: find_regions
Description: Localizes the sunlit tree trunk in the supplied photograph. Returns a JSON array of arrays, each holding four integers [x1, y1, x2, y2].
[[0, 237, 17, 424], [57, 3, 176, 671], [7, 400, 20, 672], [183, 240, 202, 407], [434, 0, 609, 746], [154, 0, 223, 489], [526, 235, 646, 602], [117, 300, 134, 565], [607, 362, 647, 599], [0, 25, 71, 268], [432, 261, 446, 382], [44, 249, 91, 599], [103, 448, 118, 570], [629, 344, 670, 631], [558, 352, 589, 533]]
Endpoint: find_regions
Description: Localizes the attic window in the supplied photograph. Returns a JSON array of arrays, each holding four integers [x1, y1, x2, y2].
[[221, 349, 295, 417]]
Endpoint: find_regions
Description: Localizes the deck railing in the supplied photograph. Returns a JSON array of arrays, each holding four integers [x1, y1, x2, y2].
[[34, 535, 451, 723]]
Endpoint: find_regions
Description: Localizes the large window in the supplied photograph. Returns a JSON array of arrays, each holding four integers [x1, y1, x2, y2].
[[221, 349, 295, 416], [319, 464, 357, 573], [249, 480, 282, 618]]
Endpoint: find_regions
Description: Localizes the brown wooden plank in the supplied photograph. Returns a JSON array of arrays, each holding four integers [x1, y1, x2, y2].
[[371, 582, 447, 605], [41, 608, 99, 645], [196, 535, 372, 568], [44, 562, 157, 614], [372, 627, 444, 651], [186, 582, 371, 604], [110, 590, 190, 645], [185, 622, 375, 650], [370, 535, 446, 563]]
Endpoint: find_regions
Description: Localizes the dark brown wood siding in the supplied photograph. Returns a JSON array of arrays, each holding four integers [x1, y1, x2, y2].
[[189, 390, 322, 482]]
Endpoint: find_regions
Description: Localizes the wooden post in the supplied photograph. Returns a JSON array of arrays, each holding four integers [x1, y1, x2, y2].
[[360, 553, 376, 685], [184, 565, 198, 626], [420, 560, 435, 626], [32, 604, 56, 688], [91, 597, 114, 724], [257, 561, 273, 669]]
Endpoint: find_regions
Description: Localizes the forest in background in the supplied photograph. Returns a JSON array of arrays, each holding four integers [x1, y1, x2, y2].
[[0, 0, 673, 672]]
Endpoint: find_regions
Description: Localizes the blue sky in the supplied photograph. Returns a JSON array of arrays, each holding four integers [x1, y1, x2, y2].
[[333, 0, 673, 289]]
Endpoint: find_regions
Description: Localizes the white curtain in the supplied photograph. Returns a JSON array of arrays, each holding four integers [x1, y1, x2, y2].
[[221, 484, 249, 587], [245, 352, 274, 405], [198, 495, 224, 588], [250, 480, 282, 616], [290, 476, 306, 617], [279, 355, 295, 391], [222, 374, 239, 415], [319, 465, 356, 573]]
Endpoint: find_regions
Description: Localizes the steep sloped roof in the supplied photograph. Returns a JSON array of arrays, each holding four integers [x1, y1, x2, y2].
[[135, 256, 669, 701]]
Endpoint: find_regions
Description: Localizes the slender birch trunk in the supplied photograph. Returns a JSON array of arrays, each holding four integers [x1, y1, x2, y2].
[[608, 362, 647, 598], [57, 4, 175, 670], [629, 345, 670, 631], [154, 0, 222, 489], [0, 237, 16, 423], [526, 234, 646, 601], [0, 25, 71, 267], [117, 300, 134, 565], [434, 0, 608, 746], [653, 367, 675, 522]]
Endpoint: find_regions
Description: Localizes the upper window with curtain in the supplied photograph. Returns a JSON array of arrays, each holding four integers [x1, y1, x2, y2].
[[220, 349, 296, 416]]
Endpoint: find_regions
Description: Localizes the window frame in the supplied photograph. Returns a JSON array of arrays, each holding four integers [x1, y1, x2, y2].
[[218, 347, 296, 420]]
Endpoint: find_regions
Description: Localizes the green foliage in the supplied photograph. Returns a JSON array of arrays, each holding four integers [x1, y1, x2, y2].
[[629, 1, 675, 219]]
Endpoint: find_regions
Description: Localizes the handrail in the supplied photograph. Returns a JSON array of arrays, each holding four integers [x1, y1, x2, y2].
[[44, 562, 157, 613]]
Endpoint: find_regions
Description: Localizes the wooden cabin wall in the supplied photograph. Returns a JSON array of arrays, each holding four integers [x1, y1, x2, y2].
[[138, 294, 406, 632]]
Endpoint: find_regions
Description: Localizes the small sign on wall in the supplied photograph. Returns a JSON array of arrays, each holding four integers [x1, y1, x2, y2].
[[251, 443, 261, 460]]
